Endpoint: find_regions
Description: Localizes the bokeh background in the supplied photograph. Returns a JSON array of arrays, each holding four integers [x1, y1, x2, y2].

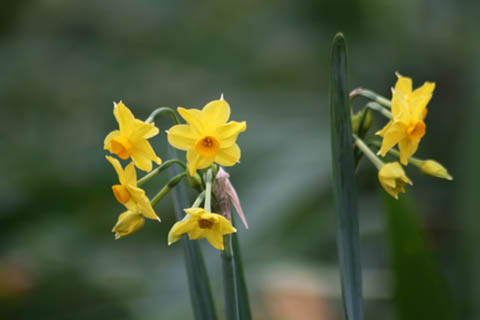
[[1, 1, 478, 319]]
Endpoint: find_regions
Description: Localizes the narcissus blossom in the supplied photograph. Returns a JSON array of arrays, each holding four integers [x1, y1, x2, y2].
[[104, 101, 161, 172], [168, 208, 236, 250], [167, 99, 246, 176], [377, 73, 435, 164], [378, 162, 413, 199], [106, 156, 160, 222], [112, 211, 145, 239]]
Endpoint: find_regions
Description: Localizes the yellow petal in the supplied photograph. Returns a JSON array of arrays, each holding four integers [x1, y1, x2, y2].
[[215, 215, 237, 234], [127, 185, 160, 221], [394, 73, 412, 95], [410, 82, 435, 121], [378, 122, 407, 157], [391, 89, 409, 121], [168, 124, 198, 150], [216, 144, 241, 166], [168, 216, 197, 245], [123, 162, 137, 186], [376, 121, 392, 137], [131, 140, 162, 172], [106, 155, 125, 184], [114, 101, 136, 136], [104, 130, 121, 151], [398, 139, 419, 165], [184, 207, 207, 217], [177, 107, 206, 136], [205, 231, 225, 250], [112, 211, 145, 239], [186, 148, 215, 176], [130, 120, 160, 142], [215, 121, 247, 148], [202, 99, 231, 127]]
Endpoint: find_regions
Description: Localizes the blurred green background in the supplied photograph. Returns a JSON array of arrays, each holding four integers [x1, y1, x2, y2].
[[1, 1, 478, 319]]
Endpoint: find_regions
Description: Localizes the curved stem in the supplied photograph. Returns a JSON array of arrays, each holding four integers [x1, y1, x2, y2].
[[192, 191, 206, 208], [137, 159, 187, 187], [145, 107, 180, 124], [369, 141, 423, 167], [366, 102, 393, 119], [151, 172, 186, 207], [350, 88, 391, 108]]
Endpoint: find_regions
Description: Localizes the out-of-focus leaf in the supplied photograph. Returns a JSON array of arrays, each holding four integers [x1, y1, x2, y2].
[[385, 195, 456, 320], [329, 32, 363, 320]]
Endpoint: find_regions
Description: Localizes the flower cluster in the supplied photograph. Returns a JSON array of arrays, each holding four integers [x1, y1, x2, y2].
[[351, 73, 452, 199], [103, 98, 246, 250]]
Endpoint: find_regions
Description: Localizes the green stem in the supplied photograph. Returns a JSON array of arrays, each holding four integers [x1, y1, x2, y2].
[[137, 159, 186, 187], [151, 172, 186, 207], [366, 102, 392, 119], [353, 135, 384, 169], [350, 88, 391, 108], [145, 107, 180, 124], [204, 168, 213, 212], [192, 191, 206, 208]]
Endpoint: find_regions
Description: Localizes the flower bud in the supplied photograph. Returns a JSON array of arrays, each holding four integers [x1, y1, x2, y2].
[[420, 160, 453, 180]]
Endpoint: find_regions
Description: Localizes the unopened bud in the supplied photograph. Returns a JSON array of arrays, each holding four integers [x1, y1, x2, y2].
[[420, 160, 453, 180]]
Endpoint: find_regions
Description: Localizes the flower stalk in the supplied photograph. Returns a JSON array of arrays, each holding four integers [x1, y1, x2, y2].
[[137, 159, 187, 187]]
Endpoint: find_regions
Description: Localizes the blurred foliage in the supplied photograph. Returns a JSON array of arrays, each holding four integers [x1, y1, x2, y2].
[[0, 0, 478, 319]]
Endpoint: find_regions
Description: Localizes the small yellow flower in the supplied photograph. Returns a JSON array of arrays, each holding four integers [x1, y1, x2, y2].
[[377, 73, 435, 164], [168, 208, 236, 250], [167, 99, 246, 176], [378, 162, 413, 199], [420, 160, 453, 180], [106, 156, 160, 221], [104, 101, 162, 172], [112, 211, 145, 239]]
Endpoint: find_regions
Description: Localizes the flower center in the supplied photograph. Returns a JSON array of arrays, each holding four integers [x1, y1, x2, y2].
[[406, 121, 426, 141], [111, 136, 133, 159], [195, 136, 220, 157], [112, 185, 131, 204], [198, 219, 214, 229]]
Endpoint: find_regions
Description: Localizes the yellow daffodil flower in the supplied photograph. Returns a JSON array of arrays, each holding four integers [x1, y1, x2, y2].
[[420, 160, 453, 180], [112, 211, 145, 239], [168, 208, 236, 250], [378, 162, 413, 199], [167, 99, 246, 176], [106, 155, 160, 221], [104, 101, 162, 172], [377, 73, 435, 164]]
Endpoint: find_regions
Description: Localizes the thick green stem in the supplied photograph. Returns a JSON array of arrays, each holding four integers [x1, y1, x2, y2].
[[137, 159, 186, 187], [204, 168, 213, 212], [221, 233, 239, 320]]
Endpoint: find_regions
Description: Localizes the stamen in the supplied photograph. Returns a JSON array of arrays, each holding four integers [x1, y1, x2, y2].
[[198, 219, 214, 229]]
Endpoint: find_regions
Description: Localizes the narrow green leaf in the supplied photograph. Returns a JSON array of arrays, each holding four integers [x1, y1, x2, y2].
[[385, 195, 456, 320], [221, 234, 239, 320], [168, 146, 218, 320], [221, 215, 252, 320], [329, 32, 363, 320]]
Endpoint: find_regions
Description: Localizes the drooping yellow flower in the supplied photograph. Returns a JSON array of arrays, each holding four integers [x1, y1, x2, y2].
[[106, 155, 160, 221], [168, 208, 236, 250], [378, 162, 413, 199], [167, 99, 246, 176], [377, 73, 435, 164], [112, 210, 145, 239], [104, 101, 162, 172], [420, 160, 453, 180]]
